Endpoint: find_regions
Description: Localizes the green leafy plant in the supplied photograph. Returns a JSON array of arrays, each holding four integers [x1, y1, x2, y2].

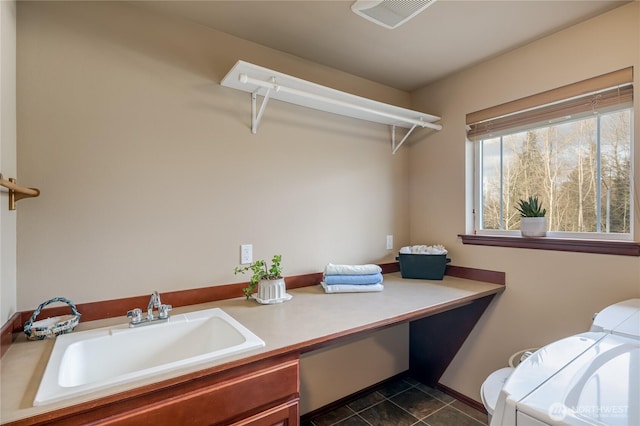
[[234, 254, 283, 300], [516, 196, 547, 217]]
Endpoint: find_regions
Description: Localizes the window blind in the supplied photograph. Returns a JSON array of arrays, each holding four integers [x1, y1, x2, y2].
[[466, 67, 634, 141]]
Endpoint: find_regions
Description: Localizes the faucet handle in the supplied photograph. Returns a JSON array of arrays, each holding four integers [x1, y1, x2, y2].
[[158, 304, 172, 319], [127, 308, 142, 324]]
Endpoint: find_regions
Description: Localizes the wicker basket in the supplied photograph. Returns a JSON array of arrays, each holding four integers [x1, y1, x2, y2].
[[24, 297, 81, 341]]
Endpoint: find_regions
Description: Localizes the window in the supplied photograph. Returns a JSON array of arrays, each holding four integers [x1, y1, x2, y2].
[[467, 68, 634, 241]]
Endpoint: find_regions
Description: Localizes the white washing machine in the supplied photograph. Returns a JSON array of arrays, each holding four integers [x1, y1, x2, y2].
[[490, 298, 640, 426]]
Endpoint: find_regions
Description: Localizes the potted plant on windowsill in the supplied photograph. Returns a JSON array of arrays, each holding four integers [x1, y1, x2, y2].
[[516, 196, 547, 237], [234, 254, 291, 304]]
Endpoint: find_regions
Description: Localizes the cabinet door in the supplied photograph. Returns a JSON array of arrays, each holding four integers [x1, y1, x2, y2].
[[230, 399, 299, 426], [87, 358, 299, 426]]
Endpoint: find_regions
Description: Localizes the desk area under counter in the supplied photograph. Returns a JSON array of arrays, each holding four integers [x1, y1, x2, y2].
[[1, 271, 505, 425]]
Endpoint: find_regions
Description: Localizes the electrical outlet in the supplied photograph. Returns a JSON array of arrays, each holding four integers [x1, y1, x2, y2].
[[240, 244, 253, 264], [386, 235, 393, 250]]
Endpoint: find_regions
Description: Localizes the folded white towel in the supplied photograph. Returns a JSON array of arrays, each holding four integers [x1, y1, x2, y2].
[[321, 281, 384, 293], [400, 245, 448, 255], [324, 263, 382, 276]]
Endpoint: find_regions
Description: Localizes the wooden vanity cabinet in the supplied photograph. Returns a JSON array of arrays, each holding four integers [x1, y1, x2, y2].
[[14, 355, 299, 426]]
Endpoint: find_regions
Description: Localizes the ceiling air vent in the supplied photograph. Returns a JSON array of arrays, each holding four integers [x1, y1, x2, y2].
[[351, 0, 436, 29]]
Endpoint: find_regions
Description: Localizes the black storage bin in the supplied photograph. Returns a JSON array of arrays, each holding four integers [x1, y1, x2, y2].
[[396, 254, 451, 280]]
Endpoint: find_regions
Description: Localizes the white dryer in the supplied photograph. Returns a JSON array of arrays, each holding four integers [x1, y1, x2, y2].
[[490, 298, 640, 426]]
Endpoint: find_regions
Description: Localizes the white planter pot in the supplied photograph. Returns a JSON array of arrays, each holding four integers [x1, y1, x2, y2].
[[520, 217, 547, 237], [255, 278, 292, 304]]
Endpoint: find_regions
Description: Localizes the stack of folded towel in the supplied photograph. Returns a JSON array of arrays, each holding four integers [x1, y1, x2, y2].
[[321, 263, 384, 294]]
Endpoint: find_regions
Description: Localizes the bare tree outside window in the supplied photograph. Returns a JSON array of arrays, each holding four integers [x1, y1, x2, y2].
[[479, 109, 632, 237]]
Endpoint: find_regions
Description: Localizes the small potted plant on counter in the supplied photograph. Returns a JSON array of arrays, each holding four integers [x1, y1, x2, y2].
[[516, 195, 547, 237], [234, 254, 291, 304]]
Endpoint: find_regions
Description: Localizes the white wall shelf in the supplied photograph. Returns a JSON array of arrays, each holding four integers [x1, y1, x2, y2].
[[220, 61, 442, 154]]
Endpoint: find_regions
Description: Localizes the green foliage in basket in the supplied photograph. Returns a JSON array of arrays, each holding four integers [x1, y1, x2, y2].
[[234, 254, 283, 300]]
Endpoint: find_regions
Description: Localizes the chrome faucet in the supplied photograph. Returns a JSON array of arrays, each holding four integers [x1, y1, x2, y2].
[[147, 291, 161, 320], [126, 291, 172, 327]]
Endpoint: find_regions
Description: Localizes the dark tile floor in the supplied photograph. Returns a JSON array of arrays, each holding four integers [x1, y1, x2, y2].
[[302, 376, 488, 426]]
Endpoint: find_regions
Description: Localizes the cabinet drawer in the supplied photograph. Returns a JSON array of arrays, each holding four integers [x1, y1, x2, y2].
[[93, 359, 299, 426], [230, 399, 299, 426]]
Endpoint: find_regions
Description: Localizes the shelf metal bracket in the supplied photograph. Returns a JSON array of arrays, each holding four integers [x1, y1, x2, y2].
[[391, 124, 418, 155], [250, 77, 277, 134]]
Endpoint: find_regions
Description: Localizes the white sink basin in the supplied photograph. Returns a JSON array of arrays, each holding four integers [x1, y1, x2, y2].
[[34, 307, 265, 406]]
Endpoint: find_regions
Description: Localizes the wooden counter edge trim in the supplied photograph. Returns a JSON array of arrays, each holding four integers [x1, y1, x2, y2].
[[2, 290, 503, 426], [293, 290, 504, 355], [444, 265, 504, 285], [0, 312, 22, 358], [1, 263, 503, 351]]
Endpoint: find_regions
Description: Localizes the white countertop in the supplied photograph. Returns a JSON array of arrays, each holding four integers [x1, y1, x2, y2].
[[1, 273, 504, 424]]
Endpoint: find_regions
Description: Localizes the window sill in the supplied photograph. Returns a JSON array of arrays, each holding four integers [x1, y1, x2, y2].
[[458, 234, 640, 256]]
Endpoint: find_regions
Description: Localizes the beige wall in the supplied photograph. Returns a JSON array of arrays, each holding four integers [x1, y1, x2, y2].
[[15, 1, 411, 309], [1, 0, 18, 324], [410, 2, 640, 401]]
